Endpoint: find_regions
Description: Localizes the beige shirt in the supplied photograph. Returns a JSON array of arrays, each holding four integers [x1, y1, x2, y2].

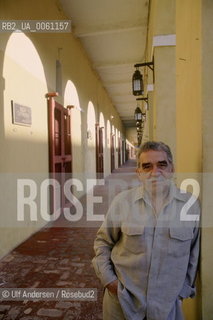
[[92, 182, 200, 320]]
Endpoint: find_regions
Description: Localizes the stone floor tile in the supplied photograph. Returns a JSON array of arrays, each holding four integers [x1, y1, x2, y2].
[[23, 308, 32, 315], [7, 307, 21, 320], [55, 301, 73, 309], [0, 305, 10, 313], [37, 308, 63, 317], [60, 271, 70, 280]]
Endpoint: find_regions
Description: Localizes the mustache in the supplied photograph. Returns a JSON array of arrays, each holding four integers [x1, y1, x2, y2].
[[146, 176, 166, 182], [143, 177, 172, 193], [143, 176, 172, 187]]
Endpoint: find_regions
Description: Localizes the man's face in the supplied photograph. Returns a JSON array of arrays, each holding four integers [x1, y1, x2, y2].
[[137, 150, 174, 192]]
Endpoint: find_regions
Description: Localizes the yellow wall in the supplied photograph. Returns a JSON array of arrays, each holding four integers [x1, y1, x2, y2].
[[146, 0, 202, 319], [201, 0, 213, 318], [0, 0, 125, 258], [176, 2, 202, 317], [145, 0, 176, 161], [176, 0, 202, 173]]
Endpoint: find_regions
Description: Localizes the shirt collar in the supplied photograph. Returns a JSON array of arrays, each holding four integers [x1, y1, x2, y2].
[[133, 181, 187, 203]]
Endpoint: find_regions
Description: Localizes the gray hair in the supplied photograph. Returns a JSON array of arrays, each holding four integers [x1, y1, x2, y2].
[[137, 141, 173, 166]]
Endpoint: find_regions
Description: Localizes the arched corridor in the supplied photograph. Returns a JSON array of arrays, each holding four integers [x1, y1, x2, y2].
[[0, 0, 213, 319]]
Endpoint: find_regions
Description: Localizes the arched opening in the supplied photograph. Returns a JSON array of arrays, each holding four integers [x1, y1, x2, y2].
[[95, 112, 105, 178], [117, 130, 121, 167], [111, 125, 115, 172], [64, 80, 82, 175], [105, 120, 111, 176], [86, 101, 96, 178], [3, 32, 48, 169]]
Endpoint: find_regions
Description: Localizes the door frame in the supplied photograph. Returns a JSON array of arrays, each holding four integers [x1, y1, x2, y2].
[[96, 123, 104, 178], [46, 92, 73, 214]]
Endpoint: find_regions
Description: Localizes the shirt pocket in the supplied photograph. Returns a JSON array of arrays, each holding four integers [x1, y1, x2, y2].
[[121, 224, 145, 254], [169, 227, 194, 258]]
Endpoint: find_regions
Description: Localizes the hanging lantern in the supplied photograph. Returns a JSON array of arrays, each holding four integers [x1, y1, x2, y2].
[[134, 107, 143, 121], [132, 68, 144, 96]]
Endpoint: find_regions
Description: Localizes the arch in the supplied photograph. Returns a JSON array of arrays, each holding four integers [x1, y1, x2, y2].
[[4, 32, 46, 83], [110, 124, 116, 172], [87, 101, 96, 146], [99, 112, 105, 127], [115, 128, 118, 169], [64, 80, 81, 110], [86, 101, 96, 177], [105, 119, 112, 176], [2, 31, 48, 169], [99, 111, 105, 149], [117, 130, 121, 167], [64, 80, 82, 175], [3, 32, 48, 140], [106, 120, 111, 148], [115, 128, 118, 146]]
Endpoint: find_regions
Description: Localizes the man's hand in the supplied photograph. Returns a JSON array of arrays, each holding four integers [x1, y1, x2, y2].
[[106, 280, 118, 295]]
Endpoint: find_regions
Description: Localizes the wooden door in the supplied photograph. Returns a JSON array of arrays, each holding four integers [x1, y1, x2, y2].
[[126, 144, 130, 161], [96, 124, 104, 178], [111, 134, 115, 172], [122, 140, 125, 164], [118, 137, 121, 167], [47, 93, 72, 214]]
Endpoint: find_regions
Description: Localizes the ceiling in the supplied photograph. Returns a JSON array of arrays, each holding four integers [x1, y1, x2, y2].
[[59, 0, 149, 128]]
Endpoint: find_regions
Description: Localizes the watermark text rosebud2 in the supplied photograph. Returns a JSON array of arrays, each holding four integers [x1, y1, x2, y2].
[[17, 178, 105, 222], [180, 179, 200, 221], [16, 177, 200, 223]]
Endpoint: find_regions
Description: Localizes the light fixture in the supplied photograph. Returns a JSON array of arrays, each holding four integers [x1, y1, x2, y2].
[[134, 103, 146, 123], [137, 133, 143, 147], [134, 96, 148, 147], [132, 68, 144, 96], [132, 61, 154, 96], [134, 107, 143, 121]]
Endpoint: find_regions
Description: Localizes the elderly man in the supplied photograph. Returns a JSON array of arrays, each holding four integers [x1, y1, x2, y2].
[[92, 141, 200, 320]]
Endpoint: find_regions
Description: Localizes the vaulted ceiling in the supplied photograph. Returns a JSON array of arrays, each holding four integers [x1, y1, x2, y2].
[[59, 0, 149, 127]]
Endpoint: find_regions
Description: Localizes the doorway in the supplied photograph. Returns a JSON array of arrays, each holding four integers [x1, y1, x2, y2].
[[96, 123, 104, 178], [46, 93, 72, 214], [111, 134, 115, 172]]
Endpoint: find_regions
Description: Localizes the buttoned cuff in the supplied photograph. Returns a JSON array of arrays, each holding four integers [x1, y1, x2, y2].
[[179, 283, 196, 299]]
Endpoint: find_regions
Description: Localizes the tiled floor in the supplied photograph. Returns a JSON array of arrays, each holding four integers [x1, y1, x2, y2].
[[0, 160, 138, 319]]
